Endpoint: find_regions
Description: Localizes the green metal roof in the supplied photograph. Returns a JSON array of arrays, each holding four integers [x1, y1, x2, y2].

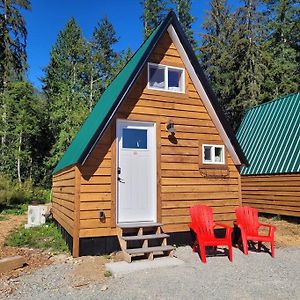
[[53, 11, 247, 175], [237, 93, 300, 175], [53, 20, 164, 174]]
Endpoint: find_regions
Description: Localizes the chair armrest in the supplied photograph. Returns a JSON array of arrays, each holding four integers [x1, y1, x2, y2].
[[215, 223, 232, 230], [215, 223, 233, 239], [258, 222, 276, 229], [258, 222, 276, 236]]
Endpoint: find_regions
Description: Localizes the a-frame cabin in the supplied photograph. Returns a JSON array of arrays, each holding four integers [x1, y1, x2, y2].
[[52, 11, 247, 259]]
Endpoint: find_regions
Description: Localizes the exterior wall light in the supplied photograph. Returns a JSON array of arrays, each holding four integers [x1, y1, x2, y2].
[[166, 120, 176, 134], [99, 209, 106, 222]]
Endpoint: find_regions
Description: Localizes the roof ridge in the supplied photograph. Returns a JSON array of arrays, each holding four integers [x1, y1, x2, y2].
[[246, 92, 299, 111], [237, 91, 300, 175]]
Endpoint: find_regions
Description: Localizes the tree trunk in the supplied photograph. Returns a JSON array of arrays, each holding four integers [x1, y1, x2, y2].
[[1, 0, 8, 151], [29, 156, 33, 181], [89, 74, 93, 112], [17, 131, 22, 184], [72, 63, 77, 94]]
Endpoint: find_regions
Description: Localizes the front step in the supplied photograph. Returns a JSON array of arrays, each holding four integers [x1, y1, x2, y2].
[[122, 233, 169, 241], [117, 223, 174, 263]]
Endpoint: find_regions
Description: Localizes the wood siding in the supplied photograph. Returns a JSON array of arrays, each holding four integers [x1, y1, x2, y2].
[[241, 174, 300, 217], [52, 166, 76, 236], [77, 31, 242, 238]]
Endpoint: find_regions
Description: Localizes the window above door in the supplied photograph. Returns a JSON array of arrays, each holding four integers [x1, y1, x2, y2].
[[148, 63, 185, 93], [122, 128, 148, 149]]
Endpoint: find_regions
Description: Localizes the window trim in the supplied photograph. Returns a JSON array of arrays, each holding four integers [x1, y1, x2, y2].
[[200, 143, 226, 168], [202, 144, 225, 165], [147, 62, 185, 93]]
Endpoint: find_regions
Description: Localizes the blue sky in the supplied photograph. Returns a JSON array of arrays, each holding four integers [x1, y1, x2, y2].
[[23, 0, 238, 89]]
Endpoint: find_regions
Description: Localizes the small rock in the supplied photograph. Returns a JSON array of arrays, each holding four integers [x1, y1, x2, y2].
[[100, 285, 108, 291]]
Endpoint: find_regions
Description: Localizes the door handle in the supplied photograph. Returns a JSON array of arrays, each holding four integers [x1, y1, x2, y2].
[[118, 177, 125, 183]]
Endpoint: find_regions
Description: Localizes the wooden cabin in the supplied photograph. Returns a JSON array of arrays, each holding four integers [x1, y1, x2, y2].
[[237, 93, 300, 217], [52, 12, 247, 259]]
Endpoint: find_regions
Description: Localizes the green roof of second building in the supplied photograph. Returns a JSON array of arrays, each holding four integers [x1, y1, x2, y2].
[[237, 93, 300, 175]]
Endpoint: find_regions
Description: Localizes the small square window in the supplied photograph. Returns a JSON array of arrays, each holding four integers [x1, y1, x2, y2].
[[202, 144, 225, 164], [148, 63, 184, 93]]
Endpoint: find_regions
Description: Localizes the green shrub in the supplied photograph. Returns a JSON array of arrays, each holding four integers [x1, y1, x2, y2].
[[0, 215, 8, 221], [0, 175, 50, 206], [104, 271, 112, 277], [5, 221, 69, 254]]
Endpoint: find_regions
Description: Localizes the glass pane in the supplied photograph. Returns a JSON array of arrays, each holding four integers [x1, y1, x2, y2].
[[215, 147, 224, 162], [123, 128, 147, 149], [149, 65, 165, 89], [168, 68, 182, 91], [203, 146, 212, 162]]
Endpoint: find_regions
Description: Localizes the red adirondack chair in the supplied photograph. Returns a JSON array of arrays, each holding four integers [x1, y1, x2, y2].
[[189, 205, 233, 263], [236, 206, 276, 257]]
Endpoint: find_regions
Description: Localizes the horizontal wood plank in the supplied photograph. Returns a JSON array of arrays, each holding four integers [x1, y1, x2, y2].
[[241, 174, 300, 217]]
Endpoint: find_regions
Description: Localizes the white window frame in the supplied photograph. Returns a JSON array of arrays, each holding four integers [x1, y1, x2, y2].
[[147, 63, 185, 93], [202, 144, 225, 165]]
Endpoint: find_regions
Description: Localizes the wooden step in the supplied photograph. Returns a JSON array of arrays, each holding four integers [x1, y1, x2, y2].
[[122, 233, 169, 241], [117, 223, 173, 262], [119, 222, 162, 229], [126, 245, 174, 255]]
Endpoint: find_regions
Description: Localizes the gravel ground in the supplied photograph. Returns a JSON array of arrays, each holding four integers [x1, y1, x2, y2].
[[4, 246, 300, 300]]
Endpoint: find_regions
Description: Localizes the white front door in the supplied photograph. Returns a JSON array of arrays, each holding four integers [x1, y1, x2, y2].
[[117, 120, 156, 224]]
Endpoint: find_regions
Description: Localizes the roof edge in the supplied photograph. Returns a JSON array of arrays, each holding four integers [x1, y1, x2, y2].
[[78, 12, 176, 167], [169, 15, 248, 166], [245, 92, 300, 113]]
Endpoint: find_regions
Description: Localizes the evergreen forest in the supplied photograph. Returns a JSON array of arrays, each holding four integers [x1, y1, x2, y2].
[[0, 0, 299, 201]]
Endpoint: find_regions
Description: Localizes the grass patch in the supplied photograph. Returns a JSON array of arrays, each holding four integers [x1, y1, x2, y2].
[[5, 221, 69, 254], [0, 203, 28, 215], [0, 215, 8, 221], [104, 270, 112, 277]]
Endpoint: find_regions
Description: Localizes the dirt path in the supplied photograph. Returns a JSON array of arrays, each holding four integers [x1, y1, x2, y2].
[[0, 215, 27, 257], [0, 214, 54, 275], [0, 214, 112, 298], [0, 214, 54, 297]]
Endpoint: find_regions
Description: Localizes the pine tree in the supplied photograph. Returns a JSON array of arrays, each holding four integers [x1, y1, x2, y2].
[[0, 0, 31, 89], [263, 0, 299, 98], [141, 0, 167, 39], [199, 0, 237, 122], [228, 0, 269, 129], [111, 48, 133, 80], [119, 48, 133, 69], [0, 0, 31, 169], [88, 17, 119, 110], [172, 0, 196, 48], [43, 18, 90, 168], [1, 81, 44, 183]]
